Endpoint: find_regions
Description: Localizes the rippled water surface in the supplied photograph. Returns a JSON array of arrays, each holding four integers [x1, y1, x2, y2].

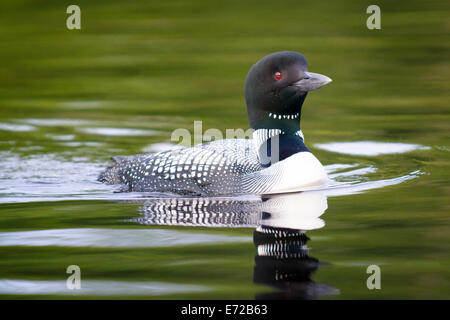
[[0, 0, 449, 299]]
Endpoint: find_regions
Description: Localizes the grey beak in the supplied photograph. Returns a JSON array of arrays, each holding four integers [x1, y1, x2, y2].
[[292, 71, 332, 92]]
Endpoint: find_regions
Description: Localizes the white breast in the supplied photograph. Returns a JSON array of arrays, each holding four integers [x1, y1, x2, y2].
[[240, 152, 328, 194]]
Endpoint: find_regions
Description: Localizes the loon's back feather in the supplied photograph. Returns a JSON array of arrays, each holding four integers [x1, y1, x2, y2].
[[99, 139, 263, 196]]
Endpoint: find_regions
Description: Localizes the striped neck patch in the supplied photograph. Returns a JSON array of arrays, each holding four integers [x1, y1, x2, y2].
[[267, 112, 300, 120], [252, 129, 305, 153]]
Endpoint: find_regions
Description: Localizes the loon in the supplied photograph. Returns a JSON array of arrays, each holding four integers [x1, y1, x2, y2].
[[99, 51, 332, 196]]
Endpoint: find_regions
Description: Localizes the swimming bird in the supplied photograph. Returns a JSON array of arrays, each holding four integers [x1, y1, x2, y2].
[[99, 51, 332, 196]]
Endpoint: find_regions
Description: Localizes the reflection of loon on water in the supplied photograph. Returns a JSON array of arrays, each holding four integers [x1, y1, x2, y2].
[[99, 51, 332, 196], [253, 226, 337, 299], [132, 191, 327, 229], [130, 191, 339, 299]]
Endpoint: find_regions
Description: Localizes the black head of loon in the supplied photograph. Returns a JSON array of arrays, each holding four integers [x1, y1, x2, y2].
[[245, 51, 331, 165], [245, 51, 331, 134]]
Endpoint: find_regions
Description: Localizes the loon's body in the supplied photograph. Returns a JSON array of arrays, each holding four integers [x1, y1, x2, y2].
[[99, 51, 332, 196]]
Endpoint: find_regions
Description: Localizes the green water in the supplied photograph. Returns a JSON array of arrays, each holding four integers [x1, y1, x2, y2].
[[0, 0, 449, 299]]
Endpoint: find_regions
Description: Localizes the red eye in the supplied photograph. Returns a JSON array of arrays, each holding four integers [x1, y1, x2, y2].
[[274, 72, 283, 80]]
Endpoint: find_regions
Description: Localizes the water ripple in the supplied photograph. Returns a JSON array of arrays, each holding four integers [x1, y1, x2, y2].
[[0, 279, 207, 296], [315, 141, 430, 156], [0, 228, 251, 247]]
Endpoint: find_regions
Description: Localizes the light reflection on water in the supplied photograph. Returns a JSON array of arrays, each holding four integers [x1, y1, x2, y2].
[[0, 279, 208, 296], [0, 228, 250, 248], [0, 122, 36, 132], [315, 141, 430, 156], [77, 127, 160, 137]]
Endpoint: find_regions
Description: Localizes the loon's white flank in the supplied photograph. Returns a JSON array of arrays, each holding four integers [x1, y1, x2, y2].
[[240, 151, 328, 195]]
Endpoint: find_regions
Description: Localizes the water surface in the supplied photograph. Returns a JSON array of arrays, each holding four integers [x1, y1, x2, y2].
[[0, 0, 448, 299]]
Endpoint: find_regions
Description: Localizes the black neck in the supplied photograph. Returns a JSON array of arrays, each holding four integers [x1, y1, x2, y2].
[[247, 92, 307, 130], [258, 132, 308, 168]]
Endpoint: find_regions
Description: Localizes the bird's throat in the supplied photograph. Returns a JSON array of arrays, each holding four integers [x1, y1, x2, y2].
[[253, 130, 308, 168]]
